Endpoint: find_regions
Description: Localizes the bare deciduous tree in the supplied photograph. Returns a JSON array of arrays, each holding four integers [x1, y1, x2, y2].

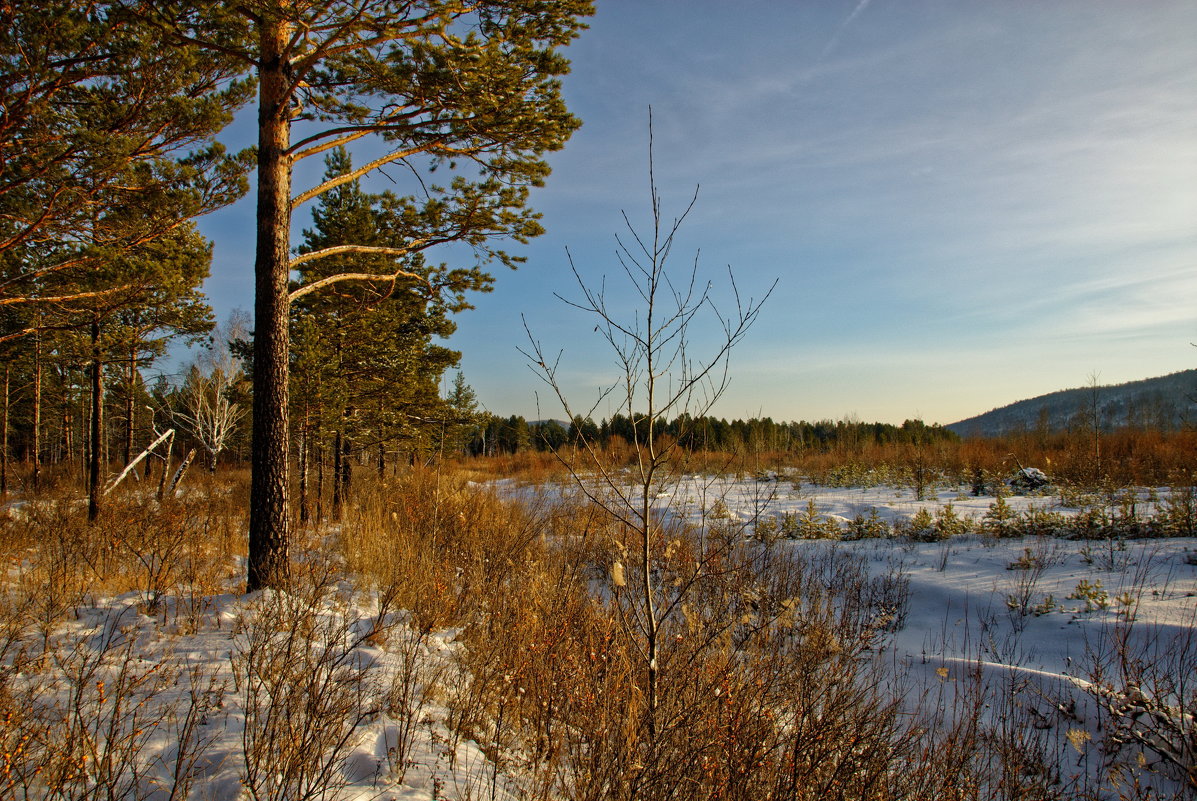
[[173, 313, 248, 472], [524, 115, 775, 736]]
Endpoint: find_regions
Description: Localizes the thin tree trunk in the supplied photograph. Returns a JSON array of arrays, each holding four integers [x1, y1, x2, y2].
[[298, 410, 308, 523], [102, 365, 109, 474], [315, 439, 324, 524], [157, 438, 173, 501], [377, 439, 384, 479], [2, 364, 9, 498], [60, 372, 71, 464], [167, 448, 196, 498], [248, 17, 294, 591], [88, 316, 103, 521], [332, 428, 343, 520], [31, 330, 41, 489], [80, 377, 88, 482], [341, 434, 351, 503], [124, 344, 136, 466], [144, 429, 154, 480], [106, 428, 173, 495]]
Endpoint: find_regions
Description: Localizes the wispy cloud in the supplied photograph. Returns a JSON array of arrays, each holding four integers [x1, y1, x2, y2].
[[819, 0, 874, 62]]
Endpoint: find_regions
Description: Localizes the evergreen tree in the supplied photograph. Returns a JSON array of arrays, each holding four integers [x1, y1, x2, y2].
[[0, 1, 251, 314], [125, 1, 592, 588], [68, 224, 215, 519], [444, 372, 480, 457], [292, 150, 469, 511]]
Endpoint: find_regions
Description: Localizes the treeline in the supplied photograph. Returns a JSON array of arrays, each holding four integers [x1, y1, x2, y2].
[[0, 149, 504, 507], [463, 413, 959, 456]]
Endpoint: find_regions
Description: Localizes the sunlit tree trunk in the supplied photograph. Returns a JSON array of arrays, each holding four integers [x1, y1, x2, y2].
[[332, 429, 343, 520], [123, 344, 137, 466], [2, 363, 9, 498], [247, 17, 293, 591], [298, 407, 309, 523]]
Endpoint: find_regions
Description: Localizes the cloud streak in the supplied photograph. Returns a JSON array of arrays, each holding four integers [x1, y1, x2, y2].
[[819, 0, 874, 62]]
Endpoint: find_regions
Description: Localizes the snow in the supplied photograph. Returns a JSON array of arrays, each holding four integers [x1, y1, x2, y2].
[[10, 475, 1196, 799]]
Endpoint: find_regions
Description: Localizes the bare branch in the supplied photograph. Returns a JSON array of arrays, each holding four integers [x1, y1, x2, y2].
[[290, 141, 446, 207], [289, 243, 429, 271], [288, 265, 430, 304], [0, 283, 140, 308]]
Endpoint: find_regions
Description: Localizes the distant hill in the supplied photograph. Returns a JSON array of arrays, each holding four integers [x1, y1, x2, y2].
[[947, 370, 1197, 438]]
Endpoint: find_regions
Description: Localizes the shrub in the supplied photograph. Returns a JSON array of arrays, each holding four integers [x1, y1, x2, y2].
[[843, 507, 891, 540], [1153, 482, 1197, 537], [900, 508, 942, 542], [933, 503, 972, 539], [982, 496, 1018, 538]]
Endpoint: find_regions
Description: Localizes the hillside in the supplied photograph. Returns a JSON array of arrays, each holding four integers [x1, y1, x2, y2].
[[947, 369, 1197, 437]]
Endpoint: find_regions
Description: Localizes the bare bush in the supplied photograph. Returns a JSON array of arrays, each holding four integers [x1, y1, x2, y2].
[[1082, 611, 1197, 792], [232, 564, 392, 801], [0, 610, 215, 800]]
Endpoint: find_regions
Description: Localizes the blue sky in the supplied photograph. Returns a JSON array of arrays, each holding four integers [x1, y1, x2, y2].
[[195, 0, 1197, 426]]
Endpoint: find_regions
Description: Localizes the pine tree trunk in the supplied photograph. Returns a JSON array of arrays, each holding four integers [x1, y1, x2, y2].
[[247, 18, 293, 591], [31, 331, 41, 489], [298, 411, 308, 523], [60, 374, 71, 464], [332, 428, 344, 520], [2, 364, 9, 498], [315, 439, 324, 524], [88, 316, 103, 521]]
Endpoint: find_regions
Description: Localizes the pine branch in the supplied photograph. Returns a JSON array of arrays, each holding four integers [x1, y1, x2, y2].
[[290, 139, 447, 206], [288, 263, 431, 304]]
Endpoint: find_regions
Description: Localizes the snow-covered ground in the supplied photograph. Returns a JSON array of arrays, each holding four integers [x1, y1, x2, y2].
[[530, 473, 1197, 795], [10, 476, 1196, 799]]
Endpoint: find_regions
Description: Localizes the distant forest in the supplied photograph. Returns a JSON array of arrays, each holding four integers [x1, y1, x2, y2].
[[947, 369, 1197, 437], [467, 414, 958, 456]]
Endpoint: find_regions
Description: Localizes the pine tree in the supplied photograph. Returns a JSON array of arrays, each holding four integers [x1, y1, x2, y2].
[[68, 224, 215, 519], [0, 1, 251, 313], [443, 372, 480, 457], [292, 150, 469, 511], [125, 2, 592, 588]]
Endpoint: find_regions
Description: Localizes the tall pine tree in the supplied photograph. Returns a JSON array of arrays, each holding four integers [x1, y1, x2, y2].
[[124, 1, 593, 588], [292, 150, 468, 515], [0, 1, 251, 315]]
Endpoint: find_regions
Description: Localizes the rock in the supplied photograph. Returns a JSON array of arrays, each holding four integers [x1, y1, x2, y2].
[[1009, 467, 1050, 492]]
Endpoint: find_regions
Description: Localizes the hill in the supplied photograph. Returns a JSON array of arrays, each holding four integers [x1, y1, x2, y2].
[[947, 369, 1197, 437]]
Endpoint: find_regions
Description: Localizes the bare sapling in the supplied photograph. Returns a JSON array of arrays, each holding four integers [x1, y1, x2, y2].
[[524, 112, 774, 742], [173, 313, 249, 473]]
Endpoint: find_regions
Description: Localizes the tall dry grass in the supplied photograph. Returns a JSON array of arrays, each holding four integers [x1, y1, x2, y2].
[[0, 472, 248, 799], [453, 427, 1197, 490], [340, 467, 1140, 800], [0, 458, 1191, 799]]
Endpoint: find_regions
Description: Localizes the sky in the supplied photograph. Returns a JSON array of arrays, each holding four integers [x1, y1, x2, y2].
[[194, 0, 1197, 427]]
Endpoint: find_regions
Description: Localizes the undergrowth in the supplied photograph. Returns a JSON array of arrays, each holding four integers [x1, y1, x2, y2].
[[0, 464, 1191, 798]]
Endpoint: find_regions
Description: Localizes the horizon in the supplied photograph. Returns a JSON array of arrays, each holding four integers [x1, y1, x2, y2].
[[193, 1, 1197, 427], [487, 365, 1197, 433]]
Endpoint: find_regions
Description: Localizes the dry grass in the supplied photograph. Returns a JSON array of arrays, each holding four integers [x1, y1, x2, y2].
[[336, 464, 1197, 800], [455, 428, 1197, 491], [336, 468, 1021, 800], [0, 460, 1191, 799]]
